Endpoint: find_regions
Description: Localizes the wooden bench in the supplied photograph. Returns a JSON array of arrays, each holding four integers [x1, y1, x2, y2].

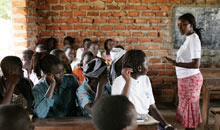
[[210, 108, 220, 130], [200, 68, 220, 130]]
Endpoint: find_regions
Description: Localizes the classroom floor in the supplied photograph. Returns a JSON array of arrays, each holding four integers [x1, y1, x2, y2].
[[157, 100, 220, 130]]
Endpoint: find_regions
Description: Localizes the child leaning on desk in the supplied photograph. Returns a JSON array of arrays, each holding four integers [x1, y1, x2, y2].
[[112, 50, 175, 130]]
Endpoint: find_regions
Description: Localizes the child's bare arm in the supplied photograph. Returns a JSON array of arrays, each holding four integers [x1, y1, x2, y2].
[[45, 73, 56, 98], [121, 68, 133, 97]]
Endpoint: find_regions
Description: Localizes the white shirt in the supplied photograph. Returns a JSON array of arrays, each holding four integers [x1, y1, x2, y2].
[[112, 75, 155, 115], [175, 33, 201, 78]]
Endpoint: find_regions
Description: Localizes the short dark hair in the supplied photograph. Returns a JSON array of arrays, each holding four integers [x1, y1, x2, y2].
[[80, 51, 94, 66], [86, 41, 98, 49], [0, 56, 22, 76], [22, 49, 34, 60], [50, 49, 64, 58], [0, 104, 31, 130], [92, 95, 136, 130], [104, 39, 113, 50], [45, 37, 57, 52], [83, 38, 91, 50], [122, 50, 146, 74], [64, 36, 75, 46]]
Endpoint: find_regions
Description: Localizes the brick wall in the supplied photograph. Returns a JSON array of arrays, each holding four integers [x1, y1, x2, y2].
[[12, 0, 38, 55], [12, 0, 220, 102]]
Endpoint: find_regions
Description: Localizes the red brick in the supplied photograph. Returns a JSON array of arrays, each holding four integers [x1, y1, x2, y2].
[[108, 5, 120, 10], [48, 25, 59, 30], [106, 32, 118, 36], [48, 11, 58, 16], [128, 26, 139, 30], [93, 6, 105, 10], [40, 19, 52, 24], [67, 32, 78, 37], [100, 12, 112, 16], [114, 25, 126, 30], [81, 18, 93, 23], [12, 1, 26, 7], [60, 0, 71, 2], [94, 18, 107, 23], [60, 11, 72, 16], [13, 18, 27, 24], [152, 64, 165, 69], [148, 45, 159, 50], [14, 41, 28, 47], [73, 11, 86, 16], [157, 0, 167, 3], [38, 25, 46, 30], [154, 26, 162, 30], [66, 18, 79, 23], [123, 5, 135, 10], [60, 25, 72, 30], [136, 5, 148, 10], [141, 26, 153, 30], [13, 9, 27, 15], [151, 77, 163, 83], [122, 19, 134, 24], [140, 38, 152, 43], [101, 25, 113, 30], [80, 32, 92, 37], [46, 0, 58, 4], [109, 19, 120, 23], [93, 32, 105, 36], [134, 45, 146, 50], [38, 4, 49, 10], [164, 77, 177, 83], [154, 51, 167, 56], [116, 0, 127, 2], [135, 19, 147, 24], [52, 5, 63, 10], [133, 32, 144, 37], [65, 4, 77, 9], [146, 32, 158, 37], [156, 11, 169, 17], [53, 18, 66, 23], [170, 0, 181, 3], [119, 32, 131, 37], [128, 11, 139, 17], [149, 18, 161, 23], [152, 38, 163, 43], [40, 31, 53, 37], [14, 33, 28, 38], [112, 11, 126, 17], [54, 32, 65, 36], [142, 11, 154, 16], [87, 25, 98, 30], [74, 25, 87, 30], [148, 5, 160, 10], [160, 5, 171, 10], [142, 0, 156, 2], [126, 38, 138, 43], [123, 44, 133, 50], [161, 18, 170, 24], [79, 5, 91, 10], [147, 70, 157, 76], [129, 0, 140, 2], [88, 12, 99, 16], [160, 45, 169, 50]]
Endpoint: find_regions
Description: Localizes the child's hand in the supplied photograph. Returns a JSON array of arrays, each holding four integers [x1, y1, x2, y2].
[[8, 74, 21, 86], [46, 73, 56, 85], [163, 57, 176, 66], [122, 68, 133, 82]]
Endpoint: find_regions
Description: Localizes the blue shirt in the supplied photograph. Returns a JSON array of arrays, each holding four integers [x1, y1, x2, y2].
[[32, 74, 79, 118], [76, 80, 111, 117]]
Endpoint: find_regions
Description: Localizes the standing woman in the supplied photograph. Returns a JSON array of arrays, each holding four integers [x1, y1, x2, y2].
[[165, 13, 203, 130]]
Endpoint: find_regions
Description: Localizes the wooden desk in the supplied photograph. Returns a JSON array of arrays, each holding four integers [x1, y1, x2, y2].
[[33, 116, 159, 130]]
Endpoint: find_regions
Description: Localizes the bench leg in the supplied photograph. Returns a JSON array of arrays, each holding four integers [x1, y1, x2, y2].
[[214, 114, 220, 130], [202, 84, 210, 130]]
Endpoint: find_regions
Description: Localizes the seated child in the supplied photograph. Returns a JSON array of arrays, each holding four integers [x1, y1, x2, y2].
[[72, 51, 94, 85], [32, 54, 80, 118], [45, 37, 57, 52], [77, 58, 110, 116], [112, 50, 175, 130], [0, 56, 34, 111], [64, 45, 79, 70], [76, 38, 91, 60], [92, 95, 137, 130], [0, 104, 33, 130], [50, 49, 72, 74], [103, 39, 114, 65], [64, 36, 75, 47], [87, 41, 101, 58]]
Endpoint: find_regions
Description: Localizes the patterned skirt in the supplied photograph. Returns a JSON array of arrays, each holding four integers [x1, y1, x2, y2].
[[176, 72, 203, 128]]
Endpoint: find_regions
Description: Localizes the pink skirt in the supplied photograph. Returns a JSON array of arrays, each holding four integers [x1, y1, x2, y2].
[[176, 72, 203, 128]]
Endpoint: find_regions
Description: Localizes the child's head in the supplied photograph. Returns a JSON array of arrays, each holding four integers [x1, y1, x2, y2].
[[45, 37, 57, 52], [82, 38, 91, 50], [87, 41, 99, 57], [63, 45, 75, 63], [81, 51, 94, 67], [35, 44, 47, 53], [50, 49, 69, 65], [104, 39, 114, 52], [0, 104, 32, 130], [64, 36, 75, 46], [0, 56, 23, 78], [92, 95, 137, 130], [122, 50, 148, 76], [21, 49, 34, 70]]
